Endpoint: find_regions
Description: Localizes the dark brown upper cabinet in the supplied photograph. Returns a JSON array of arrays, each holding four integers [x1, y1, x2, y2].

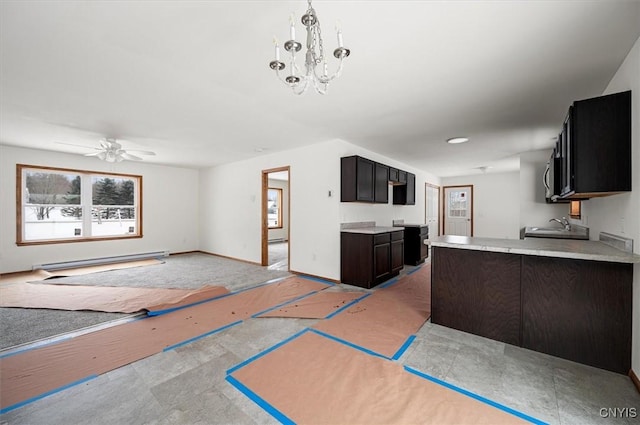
[[374, 162, 389, 203], [341, 155, 415, 205], [389, 167, 399, 183], [393, 172, 415, 205], [341, 155, 389, 203], [560, 90, 631, 199]]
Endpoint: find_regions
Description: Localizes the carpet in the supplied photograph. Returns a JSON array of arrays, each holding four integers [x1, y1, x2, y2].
[[0, 259, 163, 286], [0, 283, 229, 314], [0, 276, 329, 413]]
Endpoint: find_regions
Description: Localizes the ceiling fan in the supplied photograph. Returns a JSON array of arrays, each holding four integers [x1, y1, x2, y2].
[[57, 138, 156, 162]]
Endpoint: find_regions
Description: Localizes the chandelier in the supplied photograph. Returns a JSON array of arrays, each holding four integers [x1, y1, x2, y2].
[[269, 0, 350, 95]]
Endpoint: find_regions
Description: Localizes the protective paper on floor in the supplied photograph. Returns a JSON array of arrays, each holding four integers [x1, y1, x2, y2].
[[257, 290, 365, 319], [313, 264, 431, 358], [228, 330, 530, 424], [0, 276, 329, 412], [0, 283, 229, 313], [0, 259, 163, 285]]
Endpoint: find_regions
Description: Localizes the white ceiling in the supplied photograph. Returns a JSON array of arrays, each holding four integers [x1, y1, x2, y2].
[[1, 1, 639, 177]]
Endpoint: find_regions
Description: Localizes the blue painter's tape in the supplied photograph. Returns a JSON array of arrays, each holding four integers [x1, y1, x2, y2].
[[324, 293, 371, 319], [226, 328, 310, 375], [309, 328, 388, 359], [406, 265, 423, 275], [0, 336, 72, 359], [404, 366, 548, 425], [0, 374, 98, 414], [163, 320, 243, 352], [150, 277, 296, 317], [0, 315, 148, 359], [391, 335, 416, 360], [147, 292, 232, 316], [251, 291, 319, 318], [225, 375, 295, 425], [298, 275, 335, 286], [378, 276, 399, 289]]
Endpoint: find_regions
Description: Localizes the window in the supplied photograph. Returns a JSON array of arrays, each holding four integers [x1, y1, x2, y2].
[[267, 188, 282, 229], [447, 190, 467, 218], [17, 164, 142, 245]]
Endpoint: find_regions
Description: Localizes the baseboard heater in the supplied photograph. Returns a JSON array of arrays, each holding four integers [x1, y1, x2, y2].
[[33, 251, 170, 271]]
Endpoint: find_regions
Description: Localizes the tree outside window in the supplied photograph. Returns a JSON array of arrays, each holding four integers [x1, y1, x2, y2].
[[17, 164, 142, 245], [267, 188, 282, 229]]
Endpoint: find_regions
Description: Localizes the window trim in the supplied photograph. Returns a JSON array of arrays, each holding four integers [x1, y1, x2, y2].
[[16, 164, 143, 246], [267, 187, 283, 230]]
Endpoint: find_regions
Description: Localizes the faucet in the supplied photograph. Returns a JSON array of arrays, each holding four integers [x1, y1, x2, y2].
[[549, 217, 571, 231]]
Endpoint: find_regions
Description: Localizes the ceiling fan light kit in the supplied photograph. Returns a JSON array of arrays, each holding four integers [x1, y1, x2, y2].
[[269, 0, 350, 95]]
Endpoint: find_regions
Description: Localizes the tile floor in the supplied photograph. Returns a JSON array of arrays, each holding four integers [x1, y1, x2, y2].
[[2, 284, 639, 424]]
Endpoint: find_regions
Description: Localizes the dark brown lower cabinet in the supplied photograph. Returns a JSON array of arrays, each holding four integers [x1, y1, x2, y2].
[[521, 256, 632, 374], [402, 225, 429, 265], [431, 246, 633, 374], [341, 230, 404, 289], [431, 247, 521, 346]]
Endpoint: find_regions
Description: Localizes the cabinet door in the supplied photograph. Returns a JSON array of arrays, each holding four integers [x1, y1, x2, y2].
[[406, 173, 415, 205], [390, 239, 404, 273], [374, 162, 389, 203], [560, 108, 573, 197], [521, 256, 632, 374], [389, 167, 399, 183], [356, 157, 375, 202], [399, 170, 407, 184], [373, 243, 391, 281], [572, 90, 631, 195], [431, 247, 521, 346]]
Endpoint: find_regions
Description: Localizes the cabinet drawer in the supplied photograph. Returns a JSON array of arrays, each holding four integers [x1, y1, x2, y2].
[[374, 233, 390, 245], [391, 231, 403, 241], [420, 226, 429, 236]]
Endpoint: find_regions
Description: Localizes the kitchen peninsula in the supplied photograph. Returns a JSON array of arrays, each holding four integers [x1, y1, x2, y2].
[[430, 235, 640, 374]]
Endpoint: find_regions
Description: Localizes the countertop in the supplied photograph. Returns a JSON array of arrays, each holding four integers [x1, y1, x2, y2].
[[341, 226, 403, 235], [429, 235, 640, 264], [394, 223, 428, 228]]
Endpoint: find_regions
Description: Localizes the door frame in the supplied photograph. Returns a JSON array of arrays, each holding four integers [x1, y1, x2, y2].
[[261, 166, 291, 267], [424, 182, 441, 237], [441, 184, 474, 236]]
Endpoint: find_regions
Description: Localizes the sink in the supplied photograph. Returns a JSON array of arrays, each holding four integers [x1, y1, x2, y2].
[[524, 225, 589, 240], [529, 227, 566, 232]]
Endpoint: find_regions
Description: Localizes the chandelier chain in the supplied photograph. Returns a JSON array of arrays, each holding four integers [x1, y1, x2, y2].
[[314, 16, 324, 64]]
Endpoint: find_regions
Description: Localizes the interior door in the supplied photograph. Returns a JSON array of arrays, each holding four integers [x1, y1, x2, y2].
[[443, 185, 473, 236], [425, 183, 440, 238]]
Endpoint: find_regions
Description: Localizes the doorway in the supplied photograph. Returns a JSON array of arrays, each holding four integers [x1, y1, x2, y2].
[[442, 185, 473, 236], [261, 166, 290, 270], [424, 183, 440, 239]]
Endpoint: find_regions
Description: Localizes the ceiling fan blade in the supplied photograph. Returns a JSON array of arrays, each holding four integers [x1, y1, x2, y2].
[[55, 141, 99, 150], [126, 149, 156, 156], [84, 152, 102, 157], [120, 152, 143, 161]]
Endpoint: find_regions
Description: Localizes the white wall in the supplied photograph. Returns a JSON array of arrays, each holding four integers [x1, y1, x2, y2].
[[579, 36, 640, 374], [519, 149, 571, 230], [199, 139, 440, 281], [267, 178, 289, 242], [0, 144, 200, 273], [441, 171, 521, 239]]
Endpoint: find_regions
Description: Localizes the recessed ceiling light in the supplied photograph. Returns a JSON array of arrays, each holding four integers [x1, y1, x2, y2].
[[447, 137, 469, 144]]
